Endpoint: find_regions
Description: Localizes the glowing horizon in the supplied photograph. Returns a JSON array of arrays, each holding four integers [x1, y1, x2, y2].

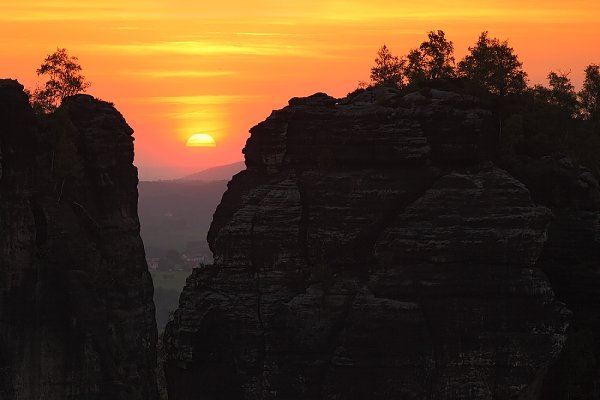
[[1, 1, 599, 179]]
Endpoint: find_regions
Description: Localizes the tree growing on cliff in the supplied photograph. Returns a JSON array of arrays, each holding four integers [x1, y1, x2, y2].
[[547, 71, 578, 115], [579, 64, 600, 122], [458, 32, 527, 97], [406, 30, 455, 84], [370, 45, 405, 88], [405, 49, 426, 84], [533, 71, 578, 117], [30, 48, 90, 114]]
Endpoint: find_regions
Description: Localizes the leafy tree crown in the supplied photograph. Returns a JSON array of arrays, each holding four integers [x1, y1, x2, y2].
[[370, 45, 405, 88], [405, 30, 455, 84], [580, 64, 600, 120], [30, 48, 90, 114], [458, 31, 527, 96]]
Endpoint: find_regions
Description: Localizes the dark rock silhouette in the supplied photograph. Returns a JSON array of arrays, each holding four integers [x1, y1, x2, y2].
[[163, 87, 586, 399], [509, 156, 600, 399], [0, 80, 157, 400]]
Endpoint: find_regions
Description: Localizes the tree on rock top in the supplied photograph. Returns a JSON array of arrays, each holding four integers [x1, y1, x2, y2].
[[579, 64, 600, 122], [458, 31, 527, 97], [406, 30, 456, 85], [370, 44, 405, 88], [29, 48, 91, 114], [532, 71, 579, 118]]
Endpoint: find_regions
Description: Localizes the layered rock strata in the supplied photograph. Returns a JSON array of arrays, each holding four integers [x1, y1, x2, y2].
[[0, 80, 157, 400], [165, 87, 571, 399]]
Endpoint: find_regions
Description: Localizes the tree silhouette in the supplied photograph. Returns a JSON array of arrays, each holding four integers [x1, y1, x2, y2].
[[406, 30, 455, 84], [370, 45, 405, 88], [548, 71, 578, 116], [30, 48, 90, 114], [458, 32, 527, 97], [405, 49, 426, 85], [579, 64, 600, 121], [533, 71, 578, 117]]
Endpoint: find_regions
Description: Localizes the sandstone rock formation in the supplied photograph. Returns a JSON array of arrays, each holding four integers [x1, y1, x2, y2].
[[164, 87, 574, 399], [509, 156, 600, 399], [0, 80, 157, 400]]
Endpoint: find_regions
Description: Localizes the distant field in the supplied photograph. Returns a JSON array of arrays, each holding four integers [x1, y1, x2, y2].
[[151, 270, 191, 291], [151, 270, 193, 331], [139, 179, 227, 331]]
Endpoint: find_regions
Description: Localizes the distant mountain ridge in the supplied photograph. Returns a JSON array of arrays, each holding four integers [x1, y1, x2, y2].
[[180, 161, 244, 181]]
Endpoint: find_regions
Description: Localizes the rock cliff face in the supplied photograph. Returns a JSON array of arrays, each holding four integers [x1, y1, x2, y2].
[[164, 87, 577, 399], [0, 80, 157, 400], [509, 156, 600, 399]]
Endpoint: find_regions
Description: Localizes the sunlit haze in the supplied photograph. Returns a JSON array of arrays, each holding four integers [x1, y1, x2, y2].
[[2, 1, 599, 179]]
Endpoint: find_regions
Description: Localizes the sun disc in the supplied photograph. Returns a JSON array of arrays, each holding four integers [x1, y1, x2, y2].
[[186, 133, 216, 147]]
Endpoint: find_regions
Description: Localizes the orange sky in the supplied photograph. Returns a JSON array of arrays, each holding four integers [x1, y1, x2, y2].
[[1, 1, 599, 179]]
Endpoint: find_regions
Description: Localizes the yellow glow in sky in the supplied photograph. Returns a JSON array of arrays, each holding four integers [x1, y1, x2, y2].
[[186, 133, 217, 148]]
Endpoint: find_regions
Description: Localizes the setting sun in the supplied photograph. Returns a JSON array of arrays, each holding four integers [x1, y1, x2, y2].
[[186, 133, 217, 147]]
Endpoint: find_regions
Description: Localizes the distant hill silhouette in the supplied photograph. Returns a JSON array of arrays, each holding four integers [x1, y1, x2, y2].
[[180, 161, 245, 181]]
